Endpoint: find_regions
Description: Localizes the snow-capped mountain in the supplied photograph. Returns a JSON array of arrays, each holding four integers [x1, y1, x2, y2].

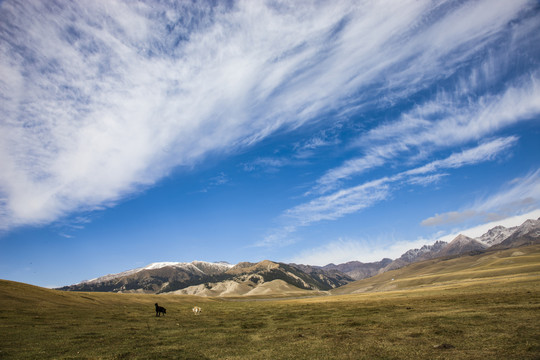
[[475, 225, 516, 246], [60, 261, 236, 293], [503, 218, 540, 239], [474, 218, 540, 248], [60, 260, 353, 294], [79, 261, 233, 285], [490, 218, 540, 250]]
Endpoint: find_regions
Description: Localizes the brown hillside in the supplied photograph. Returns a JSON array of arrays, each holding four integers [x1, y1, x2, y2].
[[331, 244, 540, 295]]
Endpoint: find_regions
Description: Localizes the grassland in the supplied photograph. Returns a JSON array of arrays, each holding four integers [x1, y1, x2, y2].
[[1, 246, 539, 359]]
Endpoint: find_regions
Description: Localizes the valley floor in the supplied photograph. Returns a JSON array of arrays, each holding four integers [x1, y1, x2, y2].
[[0, 273, 539, 359], [1, 245, 540, 359]]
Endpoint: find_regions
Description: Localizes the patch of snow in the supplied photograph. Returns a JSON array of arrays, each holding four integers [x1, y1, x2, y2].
[[143, 262, 188, 270], [475, 217, 540, 245], [475, 225, 516, 246], [193, 260, 234, 268], [77, 260, 235, 285], [510, 218, 540, 238]]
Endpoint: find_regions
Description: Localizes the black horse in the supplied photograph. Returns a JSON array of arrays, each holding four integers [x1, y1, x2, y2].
[[155, 303, 166, 317]]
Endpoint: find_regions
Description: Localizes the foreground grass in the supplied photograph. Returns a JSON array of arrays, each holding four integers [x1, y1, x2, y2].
[[1, 273, 539, 360]]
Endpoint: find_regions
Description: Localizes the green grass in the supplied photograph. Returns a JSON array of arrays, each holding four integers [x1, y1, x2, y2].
[[1, 246, 539, 359]]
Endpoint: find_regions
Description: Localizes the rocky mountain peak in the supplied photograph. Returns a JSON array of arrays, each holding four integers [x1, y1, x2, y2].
[[398, 240, 447, 263], [451, 234, 474, 244], [475, 225, 515, 246], [437, 234, 487, 257], [512, 218, 540, 236]]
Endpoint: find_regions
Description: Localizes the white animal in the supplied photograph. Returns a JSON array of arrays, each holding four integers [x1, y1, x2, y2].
[[192, 306, 202, 315]]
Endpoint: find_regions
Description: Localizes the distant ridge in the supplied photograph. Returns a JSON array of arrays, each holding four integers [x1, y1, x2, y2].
[[378, 241, 448, 275], [320, 258, 393, 280]]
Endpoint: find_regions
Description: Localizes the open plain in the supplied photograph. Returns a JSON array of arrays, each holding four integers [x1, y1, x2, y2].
[[1, 245, 539, 359]]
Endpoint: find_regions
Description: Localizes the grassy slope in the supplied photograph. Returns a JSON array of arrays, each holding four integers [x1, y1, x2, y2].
[[1, 246, 539, 359], [331, 244, 540, 295]]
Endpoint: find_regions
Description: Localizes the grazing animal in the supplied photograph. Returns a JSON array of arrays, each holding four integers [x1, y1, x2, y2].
[[192, 306, 201, 315], [155, 303, 166, 317]]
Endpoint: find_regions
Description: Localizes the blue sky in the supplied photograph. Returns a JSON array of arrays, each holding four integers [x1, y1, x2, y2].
[[1, 0, 539, 288]]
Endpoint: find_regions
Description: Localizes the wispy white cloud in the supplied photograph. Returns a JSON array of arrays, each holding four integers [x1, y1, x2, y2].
[[405, 173, 448, 187], [474, 170, 540, 214], [421, 169, 540, 227], [285, 177, 391, 227], [262, 137, 517, 247], [287, 237, 433, 266], [421, 210, 478, 227], [244, 128, 342, 175], [316, 74, 540, 193], [433, 209, 540, 241], [0, 0, 537, 231], [242, 157, 291, 173], [313, 153, 390, 194], [255, 225, 299, 249], [196, 172, 230, 194], [293, 129, 343, 160], [404, 136, 518, 176], [297, 135, 340, 151], [315, 3, 540, 192], [209, 172, 229, 187]]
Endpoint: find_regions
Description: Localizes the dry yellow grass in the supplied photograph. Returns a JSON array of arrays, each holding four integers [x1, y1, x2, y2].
[[1, 245, 539, 359]]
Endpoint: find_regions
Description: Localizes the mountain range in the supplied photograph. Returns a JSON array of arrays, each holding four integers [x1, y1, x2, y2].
[[59, 259, 355, 295], [59, 217, 540, 296]]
